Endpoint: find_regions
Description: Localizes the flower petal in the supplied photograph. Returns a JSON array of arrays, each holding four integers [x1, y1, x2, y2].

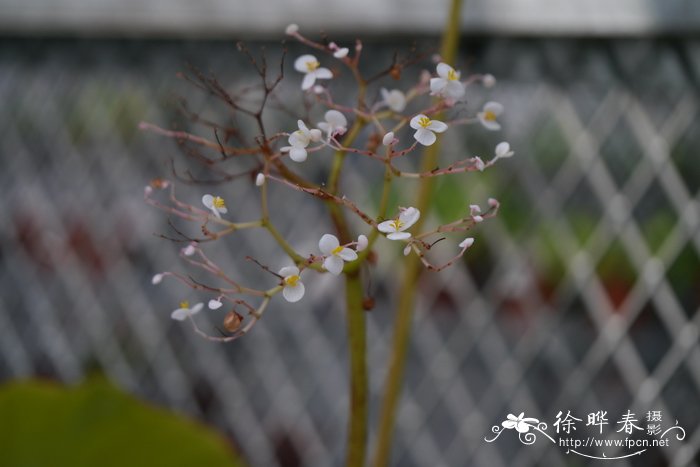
[[171, 308, 189, 321], [283, 282, 305, 302], [502, 420, 517, 429], [387, 232, 412, 241], [377, 220, 397, 233], [294, 54, 317, 73], [445, 80, 465, 99], [382, 131, 395, 146], [202, 194, 214, 209], [436, 62, 454, 79], [478, 114, 501, 131], [495, 141, 513, 158], [414, 128, 436, 146], [356, 234, 368, 251], [430, 77, 447, 95], [319, 233, 340, 254], [484, 101, 503, 116], [189, 303, 204, 315], [409, 114, 427, 130], [208, 299, 222, 310], [427, 120, 448, 133], [313, 68, 333, 80], [399, 207, 420, 229], [279, 266, 299, 277], [301, 73, 316, 91], [325, 110, 347, 127], [289, 147, 308, 162], [338, 248, 358, 262], [323, 255, 344, 275]]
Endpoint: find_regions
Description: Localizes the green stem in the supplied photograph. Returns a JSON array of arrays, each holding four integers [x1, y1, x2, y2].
[[371, 1, 464, 465], [344, 271, 368, 467]]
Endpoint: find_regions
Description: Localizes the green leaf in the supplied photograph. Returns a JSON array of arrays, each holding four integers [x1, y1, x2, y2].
[[0, 378, 245, 467]]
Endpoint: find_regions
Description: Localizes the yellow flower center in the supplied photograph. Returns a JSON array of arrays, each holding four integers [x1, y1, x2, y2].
[[179, 300, 189, 309], [332, 245, 344, 256], [212, 196, 226, 209], [305, 60, 320, 72], [483, 110, 497, 121], [447, 69, 458, 81], [390, 219, 404, 231], [418, 117, 431, 128], [285, 275, 300, 287]]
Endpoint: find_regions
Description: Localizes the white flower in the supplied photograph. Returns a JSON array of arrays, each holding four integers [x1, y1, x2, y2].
[[469, 204, 481, 215], [202, 194, 228, 218], [208, 299, 223, 310], [459, 237, 475, 249], [482, 73, 496, 88], [356, 234, 368, 252], [494, 141, 514, 159], [403, 245, 412, 256], [171, 301, 204, 321], [330, 42, 349, 58], [502, 413, 539, 434], [319, 234, 358, 275], [294, 54, 333, 91], [317, 110, 347, 138], [152, 273, 164, 285], [281, 120, 322, 162], [255, 173, 265, 186], [285, 24, 299, 35], [430, 63, 465, 100], [182, 244, 196, 256], [382, 131, 396, 146], [280, 266, 305, 302], [378, 207, 420, 240], [410, 114, 448, 146], [478, 101, 503, 131], [380, 88, 407, 112]]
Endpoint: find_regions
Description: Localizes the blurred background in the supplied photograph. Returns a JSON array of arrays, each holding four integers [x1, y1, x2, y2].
[[1, 0, 699, 466]]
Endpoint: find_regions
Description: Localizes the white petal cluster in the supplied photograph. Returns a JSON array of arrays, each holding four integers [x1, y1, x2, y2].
[[171, 301, 204, 321], [378, 207, 420, 240], [202, 194, 228, 218], [494, 142, 514, 160], [478, 102, 504, 131], [356, 234, 368, 252], [280, 266, 305, 302], [459, 237, 475, 249], [430, 63, 465, 100], [317, 110, 348, 138], [294, 54, 333, 91], [380, 88, 407, 112], [281, 120, 322, 162], [329, 42, 349, 58], [410, 114, 448, 146], [319, 234, 358, 275]]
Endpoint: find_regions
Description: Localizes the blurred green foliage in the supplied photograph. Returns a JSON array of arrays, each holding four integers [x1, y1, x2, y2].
[[0, 378, 244, 467]]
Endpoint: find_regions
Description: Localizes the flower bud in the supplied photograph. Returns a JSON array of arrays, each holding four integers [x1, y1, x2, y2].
[[382, 132, 395, 146], [285, 24, 299, 35], [151, 273, 163, 285], [459, 237, 475, 249], [356, 234, 368, 252], [255, 173, 265, 186], [223, 310, 243, 332], [482, 74, 496, 88]]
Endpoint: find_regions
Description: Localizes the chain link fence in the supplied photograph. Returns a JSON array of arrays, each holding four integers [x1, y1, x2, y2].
[[0, 37, 699, 466]]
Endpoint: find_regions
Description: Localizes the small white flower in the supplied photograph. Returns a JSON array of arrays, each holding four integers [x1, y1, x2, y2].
[[380, 88, 407, 112], [409, 114, 448, 146], [473, 215, 484, 223], [482, 74, 496, 88], [378, 207, 420, 240], [502, 413, 539, 434], [330, 42, 349, 58], [285, 23, 299, 35], [281, 120, 322, 162], [469, 204, 481, 215], [430, 63, 465, 100], [382, 131, 396, 146], [478, 101, 503, 131], [294, 54, 333, 91], [171, 300, 204, 321], [356, 234, 368, 252], [319, 233, 358, 275], [474, 156, 485, 172], [182, 244, 196, 256], [403, 245, 412, 256], [459, 237, 475, 249], [152, 273, 164, 285], [202, 194, 228, 218], [208, 299, 223, 310], [255, 173, 265, 186], [317, 110, 347, 138], [494, 142, 514, 159], [280, 266, 305, 302]]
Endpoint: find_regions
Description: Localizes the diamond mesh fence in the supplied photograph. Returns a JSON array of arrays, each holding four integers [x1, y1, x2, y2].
[[0, 37, 699, 466]]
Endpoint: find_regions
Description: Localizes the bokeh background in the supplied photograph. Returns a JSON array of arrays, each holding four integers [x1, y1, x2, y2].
[[1, 1, 699, 466]]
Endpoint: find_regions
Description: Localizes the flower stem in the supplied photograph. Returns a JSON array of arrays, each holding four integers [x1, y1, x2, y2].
[[371, 1, 464, 465], [344, 271, 368, 467]]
